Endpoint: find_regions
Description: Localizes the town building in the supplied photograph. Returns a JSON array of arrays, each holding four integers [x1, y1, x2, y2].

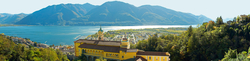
[[74, 26, 170, 61], [240, 15, 248, 22]]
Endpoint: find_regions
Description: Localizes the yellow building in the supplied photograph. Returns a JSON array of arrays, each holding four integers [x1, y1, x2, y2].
[[74, 27, 170, 61]]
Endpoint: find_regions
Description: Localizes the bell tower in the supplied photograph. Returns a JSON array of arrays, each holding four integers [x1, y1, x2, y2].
[[121, 34, 130, 49], [98, 25, 104, 40]]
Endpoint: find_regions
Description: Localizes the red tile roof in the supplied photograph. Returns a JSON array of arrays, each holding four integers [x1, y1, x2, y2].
[[78, 44, 121, 53], [120, 48, 138, 52], [76, 39, 171, 56], [75, 39, 121, 46]]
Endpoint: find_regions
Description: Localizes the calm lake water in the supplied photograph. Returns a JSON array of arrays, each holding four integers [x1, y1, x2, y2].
[[0, 25, 195, 45]]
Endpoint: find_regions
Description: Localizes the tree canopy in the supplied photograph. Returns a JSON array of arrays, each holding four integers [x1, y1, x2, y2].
[[0, 34, 69, 61], [133, 15, 250, 61]]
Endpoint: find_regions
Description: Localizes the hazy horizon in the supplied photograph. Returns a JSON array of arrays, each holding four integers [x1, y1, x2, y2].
[[1, 0, 249, 20]]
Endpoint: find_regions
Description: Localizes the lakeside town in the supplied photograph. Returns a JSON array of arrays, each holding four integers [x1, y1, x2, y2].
[[86, 32, 152, 44], [0, 27, 186, 60], [85, 28, 186, 44], [4, 27, 186, 50]]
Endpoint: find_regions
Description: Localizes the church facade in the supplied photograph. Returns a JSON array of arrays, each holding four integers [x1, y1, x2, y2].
[[74, 26, 170, 61]]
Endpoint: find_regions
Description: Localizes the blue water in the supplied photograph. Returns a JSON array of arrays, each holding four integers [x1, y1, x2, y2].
[[0, 25, 194, 45]]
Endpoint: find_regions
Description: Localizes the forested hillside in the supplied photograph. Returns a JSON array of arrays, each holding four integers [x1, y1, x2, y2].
[[132, 14, 250, 61], [0, 34, 69, 61]]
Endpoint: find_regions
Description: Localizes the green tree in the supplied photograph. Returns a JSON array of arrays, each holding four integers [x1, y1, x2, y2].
[[27, 50, 35, 60], [236, 15, 240, 23], [216, 16, 224, 25], [206, 23, 213, 31], [0, 34, 69, 61], [78, 50, 87, 61], [155, 44, 163, 51], [187, 25, 193, 37], [221, 49, 237, 61]]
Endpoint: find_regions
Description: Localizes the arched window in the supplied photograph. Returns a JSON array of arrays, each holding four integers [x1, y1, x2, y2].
[[82, 49, 85, 53]]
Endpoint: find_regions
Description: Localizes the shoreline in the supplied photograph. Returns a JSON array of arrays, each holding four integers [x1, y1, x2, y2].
[[0, 25, 189, 45]]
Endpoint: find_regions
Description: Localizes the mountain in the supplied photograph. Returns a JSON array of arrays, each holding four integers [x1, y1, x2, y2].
[[15, 1, 212, 26], [0, 13, 28, 24], [16, 3, 97, 26], [196, 15, 212, 23]]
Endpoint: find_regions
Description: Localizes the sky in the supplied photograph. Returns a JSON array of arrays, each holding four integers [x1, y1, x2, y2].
[[0, 0, 249, 20]]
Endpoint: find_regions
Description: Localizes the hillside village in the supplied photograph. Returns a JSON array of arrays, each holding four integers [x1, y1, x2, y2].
[[85, 28, 186, 44], [86, 32, 152, 44]]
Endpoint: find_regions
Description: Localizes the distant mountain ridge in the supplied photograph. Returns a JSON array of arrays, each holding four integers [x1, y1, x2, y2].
[[0, 13, 28, 24], [15, 3, 97, 26], [11, 1, 212, 26]]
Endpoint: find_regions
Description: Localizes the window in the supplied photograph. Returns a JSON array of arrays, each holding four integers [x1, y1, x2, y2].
[[78, 49, 80, 55], [116, 54, 118, 57], [149, 57, 151, 60], [82, 49, 85, 53], [122, 56, 124, 58]]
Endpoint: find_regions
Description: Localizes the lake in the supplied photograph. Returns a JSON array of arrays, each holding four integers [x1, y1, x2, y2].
[[0, 25, 195, 45]]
